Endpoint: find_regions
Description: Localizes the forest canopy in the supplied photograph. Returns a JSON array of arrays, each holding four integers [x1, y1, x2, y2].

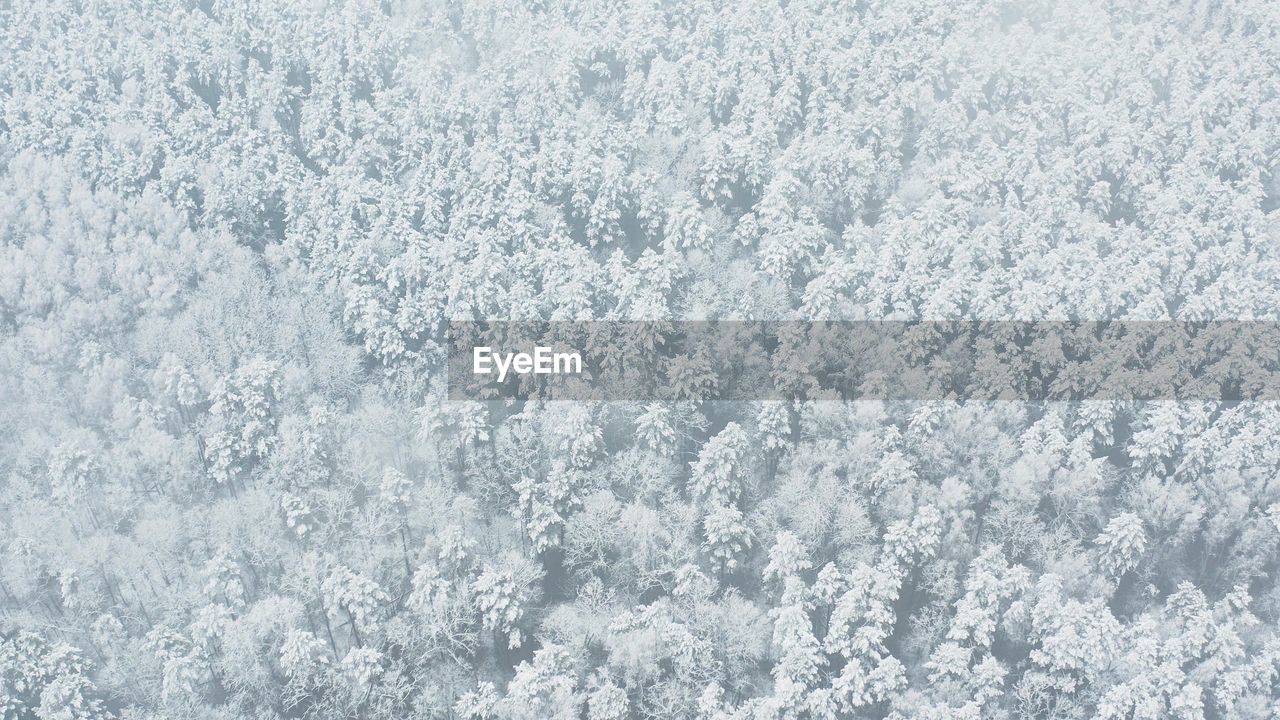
[[2, 0, 1280, 718]]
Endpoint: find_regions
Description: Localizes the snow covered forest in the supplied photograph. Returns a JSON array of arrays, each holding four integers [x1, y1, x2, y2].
[[3, 0, 1280, 718]]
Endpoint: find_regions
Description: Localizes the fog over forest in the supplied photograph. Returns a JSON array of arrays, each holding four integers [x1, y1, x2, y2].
[[2, 1, 1280, 718]]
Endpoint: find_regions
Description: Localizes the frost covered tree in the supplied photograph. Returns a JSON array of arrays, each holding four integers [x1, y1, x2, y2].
[[2, 0, 1280, 718]]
